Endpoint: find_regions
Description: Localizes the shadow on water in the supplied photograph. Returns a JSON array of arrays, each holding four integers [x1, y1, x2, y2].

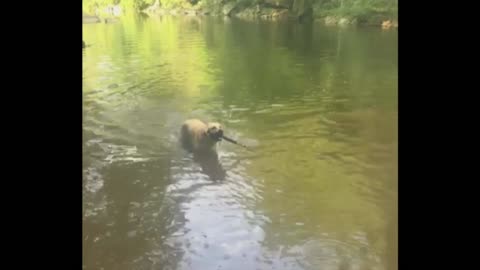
[[192, 150, 226, 181]]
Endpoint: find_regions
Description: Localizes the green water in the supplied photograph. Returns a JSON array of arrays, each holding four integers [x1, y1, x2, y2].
[[83, 15, 397, 270]]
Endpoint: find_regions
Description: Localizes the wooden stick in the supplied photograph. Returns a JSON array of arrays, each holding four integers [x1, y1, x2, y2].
[[221, 135, 250, 149]]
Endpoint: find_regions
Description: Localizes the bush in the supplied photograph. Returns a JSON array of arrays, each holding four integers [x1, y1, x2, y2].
[[313, 0, 396, 20]]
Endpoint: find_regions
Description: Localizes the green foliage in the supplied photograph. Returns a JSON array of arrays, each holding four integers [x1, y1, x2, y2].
[[159, 0, 193, 9], [120, 0, 150, 11], [83, 0, 155, 14], [313, 0, 397, 20], [83, 0, 115, 14], [82, 0, 397, 24]]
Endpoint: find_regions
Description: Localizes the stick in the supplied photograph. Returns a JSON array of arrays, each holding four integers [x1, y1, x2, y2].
[[221, 135, 250, 150]]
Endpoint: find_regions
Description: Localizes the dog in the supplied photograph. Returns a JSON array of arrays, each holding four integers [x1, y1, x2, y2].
[[180, 119, 226, 180], [180, 119, 223, 153]]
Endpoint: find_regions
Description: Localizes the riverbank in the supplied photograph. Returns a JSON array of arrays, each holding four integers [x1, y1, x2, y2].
[[83, 1, 397, 29]]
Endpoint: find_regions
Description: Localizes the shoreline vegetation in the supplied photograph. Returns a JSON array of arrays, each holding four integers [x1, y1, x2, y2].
[[83, 0, 398, 29]]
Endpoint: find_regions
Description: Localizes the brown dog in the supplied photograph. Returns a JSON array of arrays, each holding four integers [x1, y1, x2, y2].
[[180, 119, 223, 153], [180, 119, 226, 180]]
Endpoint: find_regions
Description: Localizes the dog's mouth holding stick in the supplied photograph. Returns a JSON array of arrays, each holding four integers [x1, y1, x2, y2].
[[207, 128, 249, 149]]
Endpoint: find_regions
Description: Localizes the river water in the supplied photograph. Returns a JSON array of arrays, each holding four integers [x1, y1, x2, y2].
[[83, 15, 397, 270]]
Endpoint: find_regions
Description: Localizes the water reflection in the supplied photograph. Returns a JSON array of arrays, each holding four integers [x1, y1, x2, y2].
[[192, 150, 226, 181]]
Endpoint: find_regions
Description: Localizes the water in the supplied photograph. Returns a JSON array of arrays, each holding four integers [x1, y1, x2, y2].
[[83, 15, 397, 270]]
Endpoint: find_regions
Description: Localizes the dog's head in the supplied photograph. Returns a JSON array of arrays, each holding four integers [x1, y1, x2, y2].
[[206, 122, 223, 142]]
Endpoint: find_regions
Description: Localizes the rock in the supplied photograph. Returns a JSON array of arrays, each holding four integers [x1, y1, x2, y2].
[[261, 7, 276, 17], [143, 0, 160, 13], [272, 9, 289, 19], [338, 17, 349, 26], [83, 13, 101, 24], [235, 6, 259, 19], [382, 20, 393, 29], [338, 17, 356, 26], [222, 2, 238, 16], [104, 18, 119, 24], [324, 16, 337, 26], [102, 4, 122, 17], [235, 5, 289, 21], [381, 20, 397, 29]]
